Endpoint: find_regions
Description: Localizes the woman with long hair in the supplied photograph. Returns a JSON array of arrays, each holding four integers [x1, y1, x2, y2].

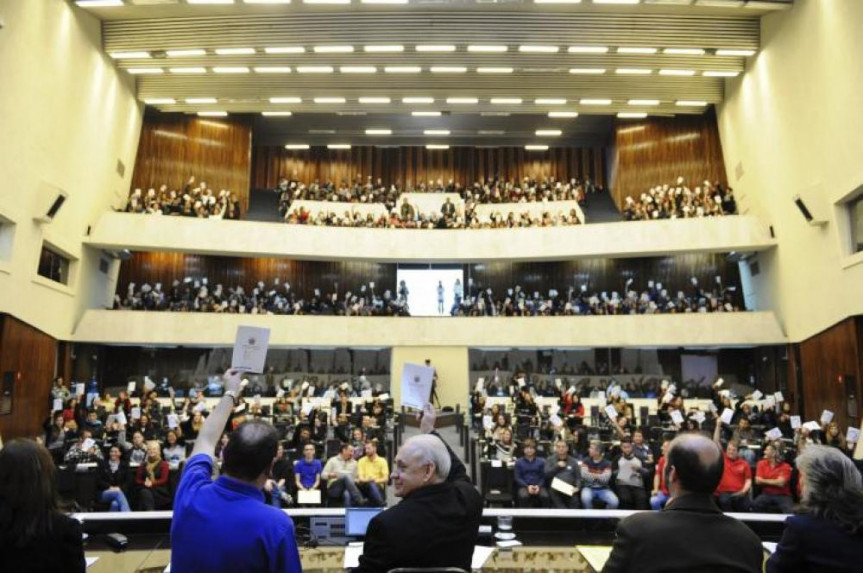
[[0, 439, 86, 572], [766, 445, 863, 572], [135, 441, 170, 511]]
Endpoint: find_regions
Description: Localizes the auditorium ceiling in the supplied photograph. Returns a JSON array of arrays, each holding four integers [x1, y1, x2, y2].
[[77, 0, 791, 145]]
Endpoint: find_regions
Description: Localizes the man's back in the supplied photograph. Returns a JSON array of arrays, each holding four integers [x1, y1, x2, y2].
[[171, 454, 302, 573], [602, 493, 763, 573]]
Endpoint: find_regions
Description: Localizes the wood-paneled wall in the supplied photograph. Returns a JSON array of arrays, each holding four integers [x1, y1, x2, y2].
[[0, 315, 58, 440], [131, 110, 253, 209], [609, 109, 728, 209], [252, 146, 608, 190], [117, 252, 396, 297], [793, 317, 863, 431]]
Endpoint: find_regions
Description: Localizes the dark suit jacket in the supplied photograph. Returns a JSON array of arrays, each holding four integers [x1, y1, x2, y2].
[[602, 493, 763, 573], [0, 512, 86, 573], [766, 513, 863, 573], [355, 433, 483, 572]]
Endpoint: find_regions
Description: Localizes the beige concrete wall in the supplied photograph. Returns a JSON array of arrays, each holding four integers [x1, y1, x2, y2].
[[390, 347, 470, 412]]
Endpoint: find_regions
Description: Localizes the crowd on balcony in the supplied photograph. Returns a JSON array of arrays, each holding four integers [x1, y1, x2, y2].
[[110, 275, 741, 316], [622, 177, 737, 221], [124, 176, 242, 220]]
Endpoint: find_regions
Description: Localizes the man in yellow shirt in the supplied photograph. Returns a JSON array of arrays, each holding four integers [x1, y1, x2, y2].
[[357, 440, 389, 506]]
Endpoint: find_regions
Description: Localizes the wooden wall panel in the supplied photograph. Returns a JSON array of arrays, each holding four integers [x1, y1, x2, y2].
[[131, 110, 253, 209], [794, 317, 863, 431], [117, 252, 397, 298], [609, 109, 728, 210], [251, 146, 608, 190], [0, 315, 58, 440]]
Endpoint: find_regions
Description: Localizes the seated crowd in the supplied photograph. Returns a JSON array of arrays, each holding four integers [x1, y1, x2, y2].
[[111, 275, 741, 316], [622, 177, 736, 221], [470, 375, 859, 514], [41, 376, 397, 513], [124, 176, 242, 220]]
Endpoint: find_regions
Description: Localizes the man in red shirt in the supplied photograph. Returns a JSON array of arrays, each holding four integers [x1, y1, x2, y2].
[[649, 439, 671, 510], [712, 421, 752, 512], [753, 442, 793, 514]]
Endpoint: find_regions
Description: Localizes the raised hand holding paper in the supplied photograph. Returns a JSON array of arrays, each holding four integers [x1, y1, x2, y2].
[[765, 427, 783, 440], [401, 363, 435, 410], [720, 408, 734, 425], [231, 326, 270, 373], [846, 427, 860, 444], [820, 410, 834, 425], [790, 415, 801, 430]]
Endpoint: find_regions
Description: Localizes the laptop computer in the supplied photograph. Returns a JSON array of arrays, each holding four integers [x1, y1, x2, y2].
[[345, 507, 384, 538]]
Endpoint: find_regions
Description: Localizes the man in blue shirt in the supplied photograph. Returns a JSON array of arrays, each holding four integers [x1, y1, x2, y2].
[[514, 438, 550, 507], [294, 443, 322, 493], [171, 370, 302, 572]]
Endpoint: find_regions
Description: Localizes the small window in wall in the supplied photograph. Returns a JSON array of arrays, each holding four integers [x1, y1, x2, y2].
[[38, 243, 71, 285], [0, 215, 14, 262], [850, 194, 863, 253]]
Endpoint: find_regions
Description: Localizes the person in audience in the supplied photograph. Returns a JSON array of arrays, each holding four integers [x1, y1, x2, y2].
[[581, 440, 620, 509], [614, 438, 648, 510], [323, 443, 365, 507], [514, 438, 550, 508], [602, 433, 763, 573], [713, 420, 753, 512], [265, 443, 293, 508], [125, 430, 148, 465], [171, 369, 302, 572], [0, 439, 86, 573], [753, 441, 794, 514], [766, 445, 863, 572], [135, 441, 170, 511], [162, 430, 186, 470], [731, 416, 757, 465], [294, 443, 323, 500], [96, 444, 132, 512], [50, 376, 71, 404], [823, 421, 848, 452], [357, 440, 389, 507], [44, 412, 70, 463], [630, 429, 654, 466], [544, 439, 581, 509], [355, 404, 482, 572], [64, 429, 103, 464], [181, 409, 205, 441], [493, 427, 516, 463], [650, 439, 672, 510]]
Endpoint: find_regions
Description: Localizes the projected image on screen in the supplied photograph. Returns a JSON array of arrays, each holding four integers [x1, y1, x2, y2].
[[396, 268, 464, 316]]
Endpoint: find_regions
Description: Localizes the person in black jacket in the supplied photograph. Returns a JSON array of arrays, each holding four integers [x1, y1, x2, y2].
[[0, 439, 86, 573], [355, 404, 483, 572], [96, 445, 132, 512]]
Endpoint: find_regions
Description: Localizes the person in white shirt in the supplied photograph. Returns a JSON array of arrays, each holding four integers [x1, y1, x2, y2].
[[323, 443, 365, 506]]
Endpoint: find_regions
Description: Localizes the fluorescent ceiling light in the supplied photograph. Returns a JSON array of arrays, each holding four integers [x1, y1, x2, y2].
[[628, 99, 660, 105], [618, 112, 647, 118], [676, 100, 709, 106], [548, 111, 579, 118], [359, 97, 391, 104], [270, 97, 302, 103], [385, 66, 422, 73], [304, 0, 350, 4], [75, 1, 124, 6], [446, 97, 478, 104], [490, 98, 522, 104], [403, 97, 434, 104], [616, 68, 652, 74], [166, 49, 207, 57], [110, 52, 150, 59], [265, 46, 305, 54], [703, 70, 740, 77], [144, 98, 176, 104], [327, 144, 352, 149], [568, 46, 609, 54], [694, 0, 744, 6], [536, 129, 562, 136], [426, 145, 450, 150], [480, 113, 509, 117], [431, 67, 467, 73], [478, 67, 513, 74], [535, 0, 581, 3], [519, 45, 559, 53], [285, 144, 310, 150], [468, 45, 508, 53], [525, 145, 549, 151], [128, 68, 164, 75], [716, 49, 756, 56], [535, 98, 566, 105], [364, 45, 404, 52], [570, 68, 606, 74], [215, 48, 256, 55], [213, 67, 250, 74], [361, 0, 408, 3], [479, 130, 505, 134], [255, 67, 293, 74], [314, 45, 354, 53], [187, 0, 233, 3], [169, 67, 207, 74], [314, 97, 346, 104], [197, 111, 229, 116], [244, 0, 292, 4], [618, 47, 658, 54], [297, 66, 334, 73], [664, 48, 706, 55], [341, 66, 377, 73], [659, 69, 696, 76], [412, 111, 441, 116], [416, 45, 456, 52], [262, 111, 294, 116], [424, 129, 450, 135], [580, 98, 612, 105], [593, 0, 639, 4], [366, 129, 392, 135], [186, 98, 217, 104]]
